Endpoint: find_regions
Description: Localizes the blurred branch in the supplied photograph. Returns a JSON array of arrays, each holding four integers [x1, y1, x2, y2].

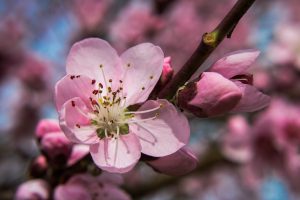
[[158, 0, 256, 100], [125, 144, 236, 199]]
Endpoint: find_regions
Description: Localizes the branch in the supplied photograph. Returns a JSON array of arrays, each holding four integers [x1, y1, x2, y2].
[[158, 0, 256, 100]]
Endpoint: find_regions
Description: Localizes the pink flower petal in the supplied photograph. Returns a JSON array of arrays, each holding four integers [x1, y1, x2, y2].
[[35, 119, 61, 140], [178, 72, 242, 117], [55, 75, 96, 111], [231, 81, 271, 112], [90, 133, 141, 173], [209, 50, 260, 78], [67, 144, 89, 167], [60, 97, 98, 144], [147, 146, 198, 176], [130, 99, 189, 157], [120, 43, 164, 106], [66, 38, 123, 88]]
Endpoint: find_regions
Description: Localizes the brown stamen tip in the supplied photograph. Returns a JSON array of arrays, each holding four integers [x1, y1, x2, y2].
[[76, 124, 81, 128], [127, 63, 131, 67], [92, 90, 99, 95], [99, 64, 103, 68], [71, 101, 75, 107], [99, 83, 103, 88], [142, 87, 145, 90], [91, 79, 96, 84], [150, 76, 153, 79], [119, 80, 123, 83], [109, 79, 112, 83], [92, 100, 98, 105], [70, 75, 75, 80], [76, 75, 80, 78], [108, 87, 112, 93]]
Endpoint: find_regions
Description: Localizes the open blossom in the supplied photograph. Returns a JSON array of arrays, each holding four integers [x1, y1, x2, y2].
[[55, 38, 190, 173], [178, 50, 270, 117]]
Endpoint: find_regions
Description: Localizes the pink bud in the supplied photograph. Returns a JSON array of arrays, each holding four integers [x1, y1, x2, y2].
[[35, 119, 61, 141], [40, 132, 73, 166], [147, 147, 198, 176], [15, 179, 49, 200], [29, 155, 48, 178], [177, 72, 242, 117], [160, 56, 174, 86]]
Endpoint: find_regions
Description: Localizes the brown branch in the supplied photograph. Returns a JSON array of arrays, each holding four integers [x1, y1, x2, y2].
[[158, 0, 256, 100]]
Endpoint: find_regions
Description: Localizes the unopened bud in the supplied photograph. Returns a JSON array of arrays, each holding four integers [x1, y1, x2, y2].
[[177, 72, 242, 117], [40, 132, 72, 167]]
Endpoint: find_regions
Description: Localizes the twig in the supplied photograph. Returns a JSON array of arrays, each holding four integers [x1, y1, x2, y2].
[[158, 0, 256, 100]]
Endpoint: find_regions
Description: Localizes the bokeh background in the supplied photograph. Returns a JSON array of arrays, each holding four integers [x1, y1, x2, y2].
[[1, 0, 300, 199]]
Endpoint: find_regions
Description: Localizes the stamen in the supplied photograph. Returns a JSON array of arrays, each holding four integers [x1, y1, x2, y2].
[[99, 64, 108, 89], [125, 105, 161, 114], [113, 128, 119, 165], [120, 115, 158, 124]]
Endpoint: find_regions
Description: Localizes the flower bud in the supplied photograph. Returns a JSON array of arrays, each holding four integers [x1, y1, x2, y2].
[[35, 119, 61, 141], [177, 72, 242, 117], [40, 132, 73, 167], [160, 57, 173, 86], [29, 155, 48, 178]]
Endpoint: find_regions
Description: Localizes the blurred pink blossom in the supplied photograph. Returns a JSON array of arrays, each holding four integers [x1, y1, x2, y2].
[[55, 38, 190, 173], [110, 1, 163, 51], [72, 0, 112, 31], [222, 115, 252, 163], [54, 173, 131, 200], [15, 179, 50, 200]]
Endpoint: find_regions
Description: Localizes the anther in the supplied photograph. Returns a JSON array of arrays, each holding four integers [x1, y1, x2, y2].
[[91, 79, 96, 84], [70, 75, 75, 80], [142, 87, 145, 90], [109, 79, 112, 83], [108, 87, 112, 93], [76, 75, 80, 78], [76, 124, 81, 128], [99, 83, 103, 88], [99, 64, 103, 68], [150, 76, 153, 79], [92, 90, 99, 95], [71, 101, 75, 107], [119, 80, 123, 83], [127, 63, 131, 67]]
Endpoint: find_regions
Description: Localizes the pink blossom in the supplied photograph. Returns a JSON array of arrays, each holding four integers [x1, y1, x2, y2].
[[109, 1, 163, 52], [54, 173, 131, 200], [222, 115, 252, 163], [178, 50, 270, 117], [72, 0, 112, 31], [147, 146, 198, 176], [15, 179, 50, 200], [55, 38, 190, 173]]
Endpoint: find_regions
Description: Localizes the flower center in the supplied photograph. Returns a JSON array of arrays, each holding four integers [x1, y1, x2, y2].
[[73, 63, 162, 140]]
